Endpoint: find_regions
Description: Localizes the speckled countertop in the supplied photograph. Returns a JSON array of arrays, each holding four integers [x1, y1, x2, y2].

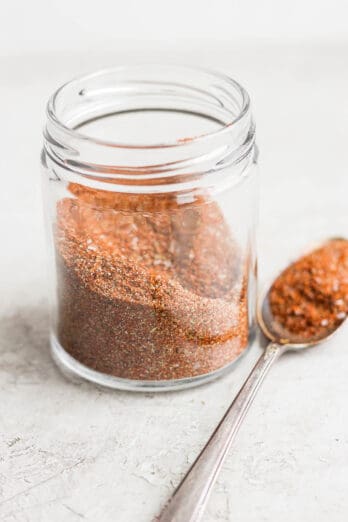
[[0, 43, 347, 521]]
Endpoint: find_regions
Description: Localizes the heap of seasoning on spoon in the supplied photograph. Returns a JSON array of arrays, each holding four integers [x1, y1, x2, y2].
[[157, 238, 348, 522], [267, 238, 348, 342]]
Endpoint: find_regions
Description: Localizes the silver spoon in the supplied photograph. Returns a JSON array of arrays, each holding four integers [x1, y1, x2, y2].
[[157, 238, 347, 522]]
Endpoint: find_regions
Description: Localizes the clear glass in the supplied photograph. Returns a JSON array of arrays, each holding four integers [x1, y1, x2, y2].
[[41, 65, 258, 391]]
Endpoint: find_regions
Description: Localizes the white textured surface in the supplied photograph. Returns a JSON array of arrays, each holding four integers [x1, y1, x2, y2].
[[0, 43, 348, 521]]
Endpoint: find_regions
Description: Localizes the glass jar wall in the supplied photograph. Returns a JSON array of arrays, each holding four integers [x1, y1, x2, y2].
[[42, 65, 258, 391]]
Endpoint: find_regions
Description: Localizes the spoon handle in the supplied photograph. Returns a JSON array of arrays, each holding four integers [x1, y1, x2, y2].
[[157, 342, 285, 522]]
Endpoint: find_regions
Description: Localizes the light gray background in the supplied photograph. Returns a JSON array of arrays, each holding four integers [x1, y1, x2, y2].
[[1, 3, 348, 521], [1, 1, 348, 55]]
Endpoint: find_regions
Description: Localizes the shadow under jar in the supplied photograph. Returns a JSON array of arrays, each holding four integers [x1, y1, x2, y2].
[[42, 65, 258, 391]]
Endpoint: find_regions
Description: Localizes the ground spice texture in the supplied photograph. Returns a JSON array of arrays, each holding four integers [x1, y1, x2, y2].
[[269, 239, 348, 341], [55, 184, 249, 381]]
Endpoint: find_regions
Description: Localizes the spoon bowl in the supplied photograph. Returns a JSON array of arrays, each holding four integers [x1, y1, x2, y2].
[[258, 236, 347, 349], [257, 288, 346, 349]]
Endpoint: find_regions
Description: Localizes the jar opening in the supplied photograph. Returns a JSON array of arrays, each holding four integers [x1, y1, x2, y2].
[[44, 65, 255, 188], [48, 65, 250, 149]]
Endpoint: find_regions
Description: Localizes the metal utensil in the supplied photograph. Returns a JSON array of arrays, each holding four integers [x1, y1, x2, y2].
[[157, 239, 346, 522]]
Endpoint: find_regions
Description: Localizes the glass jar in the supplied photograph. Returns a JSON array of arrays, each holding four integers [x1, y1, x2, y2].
[[42, 65, 258, 391]]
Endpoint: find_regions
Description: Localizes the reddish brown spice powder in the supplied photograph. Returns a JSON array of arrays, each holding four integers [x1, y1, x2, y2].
[[269, 239, 348, 341], [55, 184, 249, 381]]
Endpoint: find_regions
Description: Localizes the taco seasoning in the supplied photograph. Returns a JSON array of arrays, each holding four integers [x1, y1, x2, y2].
[[42, 65, 258, 390], [269, 239, 348, 340], [56, 184, 249, 381]]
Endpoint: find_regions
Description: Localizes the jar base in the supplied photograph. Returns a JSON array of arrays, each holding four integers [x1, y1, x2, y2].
[[50, 333, 254, 392]]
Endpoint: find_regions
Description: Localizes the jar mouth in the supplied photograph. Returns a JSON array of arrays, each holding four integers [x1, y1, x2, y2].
[[47, 64, 251, 150], [44, 65, 255, 190]]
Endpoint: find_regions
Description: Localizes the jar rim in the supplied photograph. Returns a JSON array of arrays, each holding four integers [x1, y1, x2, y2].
[[46, 64, 251, 150]]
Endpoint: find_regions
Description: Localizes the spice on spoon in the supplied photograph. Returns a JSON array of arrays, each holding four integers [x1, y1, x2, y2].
[[269, 239, 348, 340]]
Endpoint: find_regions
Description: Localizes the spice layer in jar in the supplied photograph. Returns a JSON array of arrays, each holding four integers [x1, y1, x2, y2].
[[42, 65, 257, 390]]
